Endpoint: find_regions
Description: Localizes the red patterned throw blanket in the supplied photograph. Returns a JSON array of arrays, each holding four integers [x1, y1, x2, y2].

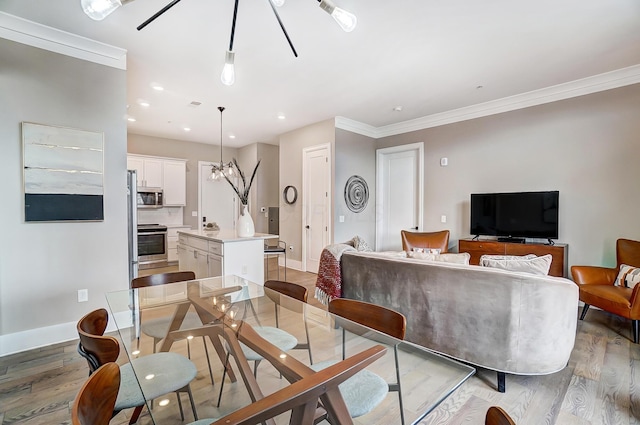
[[315, 243, 356, 305]]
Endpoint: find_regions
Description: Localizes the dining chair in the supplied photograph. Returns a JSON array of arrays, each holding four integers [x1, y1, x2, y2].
[[194, 345, 386, 425], [131, 270, 215, 384], [216, 280, 309, 407], [77, 308, 199, 424], [314, 298, 407, 424], [485, 406, 516, 425], [72, 362, 120, 425]]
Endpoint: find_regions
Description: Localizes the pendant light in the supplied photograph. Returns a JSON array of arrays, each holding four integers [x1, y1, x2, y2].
[[210, 107, 234, 180]]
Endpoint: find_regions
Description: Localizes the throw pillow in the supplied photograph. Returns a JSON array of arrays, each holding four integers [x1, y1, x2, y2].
[[349, 235, 373, 252], [479, 254, 536, 266], [480, 254, 552, 276], [407, 251, 471, 265], [615, 264, 640, 288]]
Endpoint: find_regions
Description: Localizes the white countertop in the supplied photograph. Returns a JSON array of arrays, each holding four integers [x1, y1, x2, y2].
[[177, 229, 278, 243]]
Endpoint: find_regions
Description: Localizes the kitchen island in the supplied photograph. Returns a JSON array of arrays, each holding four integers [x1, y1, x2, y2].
[[177, 229, 277, 284]]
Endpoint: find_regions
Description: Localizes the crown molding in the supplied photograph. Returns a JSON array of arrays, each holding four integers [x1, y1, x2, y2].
[[337, 64, 640, 139], [334, 117, 379, 138], [0, 12, 127, 70]]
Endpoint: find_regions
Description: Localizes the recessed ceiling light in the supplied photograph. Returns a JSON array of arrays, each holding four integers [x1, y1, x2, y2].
[[277, 114, 286, 120], [183, 127, 191, 132], [151, 84, 164, 91], [138, 99, 150, 107], [476, 85, 484, 90], [229, 134, 236, 139], [393, 106, 403, 112], [127, 117, 136, 122]]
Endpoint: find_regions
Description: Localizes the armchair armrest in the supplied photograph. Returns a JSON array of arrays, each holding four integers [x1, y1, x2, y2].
[[571, 265, 617, 286]]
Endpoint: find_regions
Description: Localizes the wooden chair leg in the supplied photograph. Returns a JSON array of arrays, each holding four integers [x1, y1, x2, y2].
[[580, 304, 590, 320], [129, 405, 144, 424]]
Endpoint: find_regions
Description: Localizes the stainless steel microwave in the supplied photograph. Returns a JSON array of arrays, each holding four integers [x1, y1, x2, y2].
[[137, 187, 163, 208]]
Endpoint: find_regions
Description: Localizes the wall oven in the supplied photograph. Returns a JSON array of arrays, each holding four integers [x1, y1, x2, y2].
[[137, 224, 168, 269]]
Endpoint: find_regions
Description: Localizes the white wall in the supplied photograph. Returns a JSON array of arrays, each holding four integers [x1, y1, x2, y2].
[[0, 38, 128, 355]]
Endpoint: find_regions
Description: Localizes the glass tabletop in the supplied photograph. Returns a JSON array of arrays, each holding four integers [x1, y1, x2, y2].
[[105, 275, 474, 425]]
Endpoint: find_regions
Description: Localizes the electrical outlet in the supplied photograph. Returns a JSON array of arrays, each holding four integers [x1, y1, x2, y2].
[[77, 289, 88, 303]]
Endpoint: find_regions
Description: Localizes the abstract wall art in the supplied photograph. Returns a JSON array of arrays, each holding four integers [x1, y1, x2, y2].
[[22, 122, 104, 222], [344, 175, 369, 213]]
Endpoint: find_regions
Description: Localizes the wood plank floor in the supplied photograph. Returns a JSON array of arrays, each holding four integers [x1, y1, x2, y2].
[[1, 261, 639, 424]]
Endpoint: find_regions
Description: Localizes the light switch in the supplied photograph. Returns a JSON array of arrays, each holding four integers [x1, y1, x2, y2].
[[440, 157, 448, 167], [441, 215, 447, 223], [191, 211, 198, 217], [339, 215, 345, 223]]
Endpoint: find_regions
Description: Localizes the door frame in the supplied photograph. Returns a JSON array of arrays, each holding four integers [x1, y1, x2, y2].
[[302, 143, 332, 272], [375, 142, 424, 251]]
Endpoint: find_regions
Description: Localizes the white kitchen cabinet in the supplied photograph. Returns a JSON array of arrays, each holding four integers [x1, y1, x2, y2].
[[127, 155, 163, 188], [163, 159, 187, 206], [207, 253, 223, 277], [168, 226, 191, 263]]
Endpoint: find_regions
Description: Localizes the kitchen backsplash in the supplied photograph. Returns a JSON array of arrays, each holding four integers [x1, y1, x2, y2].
[[138, 206, 184, 225]]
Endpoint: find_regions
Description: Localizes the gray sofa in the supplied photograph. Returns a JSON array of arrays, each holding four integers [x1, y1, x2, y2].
[[340, 251, 579, 391]]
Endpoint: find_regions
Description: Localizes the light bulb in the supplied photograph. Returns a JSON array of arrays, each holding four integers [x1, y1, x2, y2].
[[221, 50, 235, 86], [319, 0, 357, 32], [81, 0, 122, 21], [272, 0, 285, 6]]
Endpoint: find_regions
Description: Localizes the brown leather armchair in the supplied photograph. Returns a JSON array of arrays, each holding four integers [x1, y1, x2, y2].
[[400, 230, 450, 253], [572, 238, 640, 343]]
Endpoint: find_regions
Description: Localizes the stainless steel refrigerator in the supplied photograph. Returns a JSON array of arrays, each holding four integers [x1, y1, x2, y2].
[[127, 170, 139, 283]]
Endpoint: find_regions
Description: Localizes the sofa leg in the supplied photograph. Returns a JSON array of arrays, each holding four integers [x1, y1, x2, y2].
[[497, 372, 506, 393], [580, 304, 590, 320], [633, 320, 639, 344]]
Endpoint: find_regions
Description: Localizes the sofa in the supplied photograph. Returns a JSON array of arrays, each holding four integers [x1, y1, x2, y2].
[[338, 251, 579, 391]]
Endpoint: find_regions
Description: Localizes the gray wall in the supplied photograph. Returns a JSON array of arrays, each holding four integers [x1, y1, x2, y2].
[[0, 39, 127, 348], [128, 133, 238, 229], [377, 84, 640, 268], [334, 129, 377, 245], [279, 119, 336, 263]]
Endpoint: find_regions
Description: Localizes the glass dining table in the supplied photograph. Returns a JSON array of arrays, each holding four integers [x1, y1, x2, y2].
[[105, 275, 475, 425]]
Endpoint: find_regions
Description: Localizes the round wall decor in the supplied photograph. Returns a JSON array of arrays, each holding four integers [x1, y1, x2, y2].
[[283, 185, 298, 205], [344, 175, 369, 213]]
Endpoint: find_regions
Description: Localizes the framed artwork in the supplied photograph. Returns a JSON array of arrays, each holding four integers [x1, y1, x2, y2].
[[22, 122, 104, 222], [344, 175, 369, 213]]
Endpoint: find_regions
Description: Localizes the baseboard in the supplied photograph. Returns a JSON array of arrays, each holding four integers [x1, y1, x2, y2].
[[0, 311, 129, 357], [279, 257, 303, 272]]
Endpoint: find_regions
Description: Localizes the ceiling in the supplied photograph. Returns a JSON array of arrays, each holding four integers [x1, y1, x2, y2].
[[2, 0, 640, 147]]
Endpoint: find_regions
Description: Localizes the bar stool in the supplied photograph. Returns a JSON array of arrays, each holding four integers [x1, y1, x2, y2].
[[264, 240, 287, 280]]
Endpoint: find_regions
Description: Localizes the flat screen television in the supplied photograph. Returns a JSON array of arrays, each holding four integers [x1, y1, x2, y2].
[[470, 191, 559, 241]]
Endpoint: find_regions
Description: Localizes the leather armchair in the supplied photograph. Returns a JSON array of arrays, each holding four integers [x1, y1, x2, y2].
[[400, 230, 450, 253], [572, 238, 640, 343]]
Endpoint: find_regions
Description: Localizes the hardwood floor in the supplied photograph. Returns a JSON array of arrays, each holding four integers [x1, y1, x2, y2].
[[1, 261, 639, 424]]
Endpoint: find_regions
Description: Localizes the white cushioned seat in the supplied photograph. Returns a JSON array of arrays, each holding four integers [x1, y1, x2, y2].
[[310, 360, 388, 418], [239, 326, 298, 360], [115, 352, 197, 411]]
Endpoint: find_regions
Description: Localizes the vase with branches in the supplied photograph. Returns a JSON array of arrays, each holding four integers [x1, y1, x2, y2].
[[220, 158, 261, 206], [217, 158, 261, 236]]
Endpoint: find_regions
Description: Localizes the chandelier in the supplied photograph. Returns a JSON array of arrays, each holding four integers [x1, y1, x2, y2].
[[210, 106, 234, 180], [80, 0, 357, 86]]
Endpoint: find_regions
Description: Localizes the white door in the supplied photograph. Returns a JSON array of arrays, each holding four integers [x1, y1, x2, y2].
[[199, 162, 238, 229], [376, 143, 424, 251], [303, 145, 331, 273]]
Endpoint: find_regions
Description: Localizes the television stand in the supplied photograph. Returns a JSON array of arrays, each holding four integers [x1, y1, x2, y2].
[[497, 237, 525, 244], [458, 238, 568, 277]]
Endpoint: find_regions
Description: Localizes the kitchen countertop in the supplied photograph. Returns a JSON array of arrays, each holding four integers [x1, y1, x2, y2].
[[177, 229, 278, 243]]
